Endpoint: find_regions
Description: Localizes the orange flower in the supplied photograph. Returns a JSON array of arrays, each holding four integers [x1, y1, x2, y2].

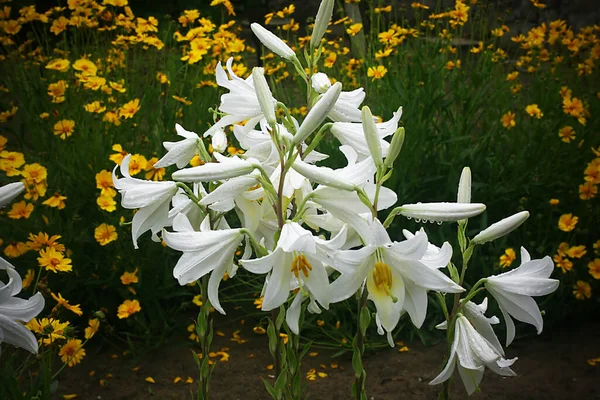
[[117, 299, 141, 319]]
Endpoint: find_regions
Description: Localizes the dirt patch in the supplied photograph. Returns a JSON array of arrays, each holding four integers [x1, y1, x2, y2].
[[57, 317, 600, 400]]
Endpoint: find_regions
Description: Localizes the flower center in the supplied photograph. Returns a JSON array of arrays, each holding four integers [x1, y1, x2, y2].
[[291, 254, 312, 278], [372, 261, 392, 296]]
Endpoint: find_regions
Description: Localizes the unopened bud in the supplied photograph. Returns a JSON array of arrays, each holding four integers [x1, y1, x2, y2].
[[311, 72, 331, 94], [0, 182, 25, 208], [471, 211, 530, 245], [251, 23, 296, 61], [361, 106, 382, 167], [384, 127, 405, 168], [399, 202, 486, 222], [252, 67, 276, 125], [310, 0, 335, 49], [292, 82, 342, 146], [457, 167, 471, 203]]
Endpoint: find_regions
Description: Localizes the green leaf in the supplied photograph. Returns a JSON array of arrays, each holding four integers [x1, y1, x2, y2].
[[359, 307, 371, 336], [262, 378, 278, 399], [276, 305, 286, 330], [352, 349, 363, 378]]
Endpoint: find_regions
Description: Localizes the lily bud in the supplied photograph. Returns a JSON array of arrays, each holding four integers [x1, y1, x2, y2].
[[0, 182, 25, 208], [250, 23, 296, 61], [399, 202, 486, 222], [361, 106, 383, 167], [311, 72, 331, 94], [310, 0, 334, 50], [292, 159, 355, 191], [457, 167, 471, 203], [384, 127, 405, 168], [252, 67, 276, 126], [172, 154, 256, 182], [292, 82, 342, 146], [471, 211, 530, 245]]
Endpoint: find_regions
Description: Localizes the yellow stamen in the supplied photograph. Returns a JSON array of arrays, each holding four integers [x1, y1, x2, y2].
[[291, 254, 312, 278], [373, 261, 393, 296]]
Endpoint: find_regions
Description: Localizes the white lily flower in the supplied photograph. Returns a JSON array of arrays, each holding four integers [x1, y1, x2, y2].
[[399, 202, 486, 222], [240, 221, 332, 312], [285, 226, 347, 335], [292, 82, 342, 146], [329, 87, 366, 122], [330, 107, 402, 161], [154, 124, 202, 169], [172, 153, 258, 183], [206, 58, 275, 136], [0, 258, 45, 354], [162, 214, 245, 314], [0, 182, 25, 208], [485, 247, 559, 346], [329, 219, 463, 338], [429, 314, 516, 395], [292, 149, 376, 192], [251, 23, 297, 61], [471, 211, 529, 245], [113, 155, 179, 249], [167, 184, 204, 229]]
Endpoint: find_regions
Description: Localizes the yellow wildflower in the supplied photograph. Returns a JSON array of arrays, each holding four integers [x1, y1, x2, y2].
[[117, 299, 141, 319], [94, 223, 118, 246]]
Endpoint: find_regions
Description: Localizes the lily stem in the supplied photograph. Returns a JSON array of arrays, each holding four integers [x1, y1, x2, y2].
[[353, 286, 369, 400]]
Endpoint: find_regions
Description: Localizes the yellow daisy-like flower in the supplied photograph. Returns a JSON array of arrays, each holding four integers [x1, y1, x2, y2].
[[144, 157, 165, 181], [109, 144, 128, 165], [367, 65, 388, 81], [84, 101, 106, 114], [7, 201, 34, 219], [579, 182, 598, 200], [59, 339, 86, 367], [95, 170, 116, 197], [573, 280, 591, 300], [558, 213, 578, 232], [549, 198, 559, 205], [118, 99, 141, 119], [42, 192, 67, 210], [45, 58, 70, 72], [499, 248, 516, 268], [127, 154, 147, 175], [85, 318, 100, 339], [53, 120, 75, 140], [501, 111, 516, 129], [94, 223, 118, 246], [51, 292, 83, 316], [27, 318, 70, 345], [117, 299, 141, 319], [73, 58, 98, 76], [346, 23, 363, 36], [97, 194, 117, 212], [525, 104, 543, 119], [588, 259, 600, 280], [120, 268, 139, 285], [558, 126, 575, 143], [22, 268, 35, 289], [4, 242, 28, 258], [38, 247, 72, 273]]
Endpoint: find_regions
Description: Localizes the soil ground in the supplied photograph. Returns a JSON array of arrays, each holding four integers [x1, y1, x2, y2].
[[59, 317, 600, 400]]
